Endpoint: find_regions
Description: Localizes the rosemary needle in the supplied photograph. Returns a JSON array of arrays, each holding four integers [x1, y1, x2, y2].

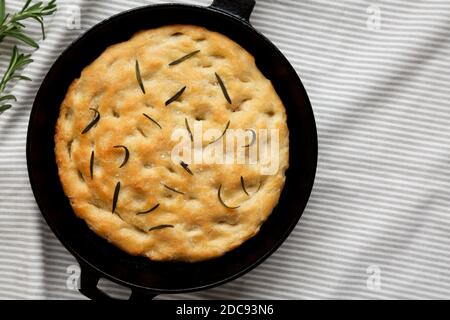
[[209, 120, 230, 144], [148, 224, 174, 232], [143, 113, 162, 129], [180, 160, 193, 175], [112, 182, 121, 213], [137, 203, 160, 215], [218, 184, 240, 209], [165, 86, 186, 106], [113, 145, 130, 168], [169, 50, 200, 66], [81, 108, 100, 134], [135, 60, 146, 94], [215, 72, 232, 104], [89, 150, 94, 179]]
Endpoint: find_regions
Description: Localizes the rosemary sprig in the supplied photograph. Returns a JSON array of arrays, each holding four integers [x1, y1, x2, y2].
[[185, 118, 193, 142], [113, 145, 129, 168], [165, 86, 186, 106], [135, 59, 145, 94], [148, 224, 174, 232], [89, 150, 94, 179], [209, 120, 230, 144], [81, 108, 100, 134], [215, 72, 232, 104], [0, 0, 57, 48], [112, 181, 121, 213], [243, 129, 256, 148], [0, 46, 31, 114], [137, 203, 160, 215], [218, 184, 240, 209], [143, 113, 162, 129], [168, 50, 200, 66], [0, 0, 57, 114], [162, 183, 184, 195], [180, 160, 193, 175]]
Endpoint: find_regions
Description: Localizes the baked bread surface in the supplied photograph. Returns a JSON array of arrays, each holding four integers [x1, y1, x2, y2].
[[55, 25, 289, 262]]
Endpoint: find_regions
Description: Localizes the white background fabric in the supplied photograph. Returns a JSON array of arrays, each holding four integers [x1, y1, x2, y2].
[[1, 0, 450, 299]]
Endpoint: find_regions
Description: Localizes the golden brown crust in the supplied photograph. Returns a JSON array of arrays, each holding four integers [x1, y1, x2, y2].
[[55, 25, 289, 262]]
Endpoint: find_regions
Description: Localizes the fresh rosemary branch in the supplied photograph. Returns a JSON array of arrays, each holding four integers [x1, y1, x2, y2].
[[0, 0, 57, 114], [0, 46, 31, 113], [0, 0, 57, 47]]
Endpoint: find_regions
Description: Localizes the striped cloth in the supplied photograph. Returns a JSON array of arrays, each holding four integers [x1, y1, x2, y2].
[[1, 0, 450, 299]]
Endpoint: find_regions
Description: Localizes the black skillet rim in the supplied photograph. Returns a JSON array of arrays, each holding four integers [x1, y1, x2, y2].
[[26, 2, 318, 295]]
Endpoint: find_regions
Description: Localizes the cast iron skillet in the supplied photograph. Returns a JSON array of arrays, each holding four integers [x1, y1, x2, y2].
[[27, 0, 317, 300]]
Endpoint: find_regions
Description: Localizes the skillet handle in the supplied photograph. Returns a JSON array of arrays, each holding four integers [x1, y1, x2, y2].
[[78, 261, 157, 300], [210, 0, 256, 22]]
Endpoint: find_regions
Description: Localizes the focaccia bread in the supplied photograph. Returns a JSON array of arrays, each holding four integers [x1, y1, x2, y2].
[[55, 25, 289, 262]]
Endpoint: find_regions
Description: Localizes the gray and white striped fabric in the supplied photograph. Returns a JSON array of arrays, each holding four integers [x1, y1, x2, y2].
[[1, 0, 450, 299]]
